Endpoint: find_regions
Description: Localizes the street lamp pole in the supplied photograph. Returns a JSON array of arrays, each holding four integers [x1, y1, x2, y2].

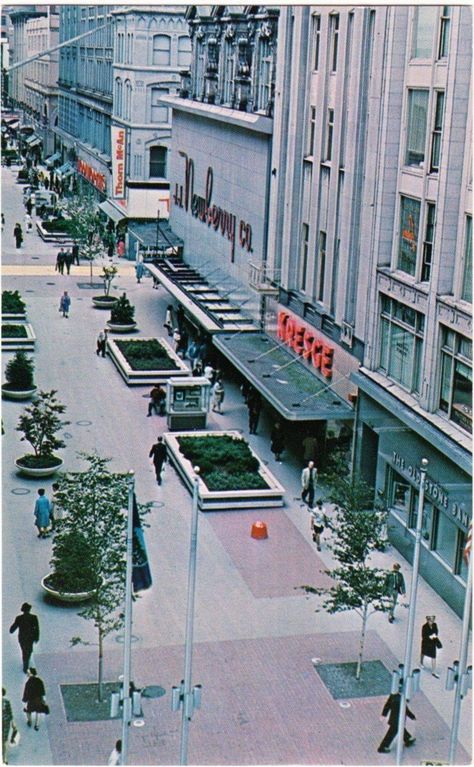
[[179, 469, 201, 765], [121, 471, 135, 765], [395, 457, 428, 766]]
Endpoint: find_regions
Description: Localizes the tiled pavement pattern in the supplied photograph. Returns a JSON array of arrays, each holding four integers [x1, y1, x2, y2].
[[1, 164, 472, 766]]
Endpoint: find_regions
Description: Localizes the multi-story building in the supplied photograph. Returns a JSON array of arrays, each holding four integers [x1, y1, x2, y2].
[[23, 9, 59, 156], [164, 5, 472, 616], [8, 6, 46, 114]]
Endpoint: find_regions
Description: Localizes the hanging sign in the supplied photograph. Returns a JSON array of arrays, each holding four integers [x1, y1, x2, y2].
[[111, 125, 126, 200]]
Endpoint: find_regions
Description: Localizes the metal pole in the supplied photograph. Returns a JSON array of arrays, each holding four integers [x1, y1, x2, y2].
[[121, 472, 135, 765], [180, 470, 200, 765], [448, 549, 473, 764], [396, 458, 428, 765]]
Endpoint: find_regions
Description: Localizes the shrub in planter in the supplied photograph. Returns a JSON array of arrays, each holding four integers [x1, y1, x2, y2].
[[45, 531, 97, 593], [109, 293, 135, 325], [178, 435, 268, 491], [115, 339, 179, 371], [2, 324, 28, 338], [41, 219, 76, 234], [16, 389, 69, 469], [3, 350, 35, 391], [92, 265, 118, 304], [2, 290, 26, 315]]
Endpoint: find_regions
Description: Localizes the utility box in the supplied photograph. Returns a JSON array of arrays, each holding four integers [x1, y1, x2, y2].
[[166, 377, 211, 430]]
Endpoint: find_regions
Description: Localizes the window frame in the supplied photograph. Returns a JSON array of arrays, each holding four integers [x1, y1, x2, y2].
[[421, 202, 436, 282], [429, 91, 445, 173], [149, 145, 167, 179], [312, 14, 321, 71], [461, 215, 472, 303], [378, 294, 425, 394], [300, 222, 309, 292], [397, 195, 421, 276], [150, 86, 169, 124], [325, 108, 334, 162], [405, 88, 429, 168], [438, 325, 473, 433], [152, 34, 171, 67], [330, 14, 339, 73], [437, 5, 451, 60]]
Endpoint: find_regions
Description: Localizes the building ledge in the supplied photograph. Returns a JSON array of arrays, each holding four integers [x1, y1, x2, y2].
[[160, 95, 273, 134]]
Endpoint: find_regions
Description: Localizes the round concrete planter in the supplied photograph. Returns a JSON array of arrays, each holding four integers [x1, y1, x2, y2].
[[15, 456, 64, 477], [106, 321, 137, 333], [2, 384, 37, 401], [41, 574, 94, 603], [92, 296, 118, 309]]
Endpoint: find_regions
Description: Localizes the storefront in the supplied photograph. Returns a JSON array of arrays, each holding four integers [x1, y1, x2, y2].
[[353, 371, 472, 617]]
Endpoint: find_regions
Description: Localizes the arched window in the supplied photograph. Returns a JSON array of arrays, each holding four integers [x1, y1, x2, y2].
[[115, 77, 123, 117], [152, 34, 171, 66], [124, 80, 132, 121], [149, 146, 167, 178], [177, 35, 192, 67]]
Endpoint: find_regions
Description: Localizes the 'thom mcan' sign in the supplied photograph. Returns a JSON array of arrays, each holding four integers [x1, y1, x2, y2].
[[111, 126, 126, 200]]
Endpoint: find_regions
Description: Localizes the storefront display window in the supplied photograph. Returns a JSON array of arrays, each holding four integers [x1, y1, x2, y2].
[[439, 326, 472, 433], [456, 532, 469, 582], [433, 510, 457, 568], [389, 470, 411, 522], [408, 491, 433, 544]]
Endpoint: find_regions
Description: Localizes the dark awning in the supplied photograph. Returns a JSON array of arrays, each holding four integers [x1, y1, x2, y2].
[[214, 332, 355, 422], [128, 220, 183, 250], [98, 199, 128, 223]]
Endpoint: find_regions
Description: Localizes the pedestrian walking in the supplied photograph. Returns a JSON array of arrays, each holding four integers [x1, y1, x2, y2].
[[9, 603, 40, 673], [135, 260, 144, 283], [378, 693, 416, 753], [72, 242, 80, 265], [25, 198, 33, 216], [247, 388, 262, 435], [23, 212, 32, 233], [13, 223, 23, 249], [56, 249, 65, 275], [149, 436, 167, 485], [301, 460, 318, 506], [203, 362, 214, 383], [2, 689, 17, 765], [59, 291, 71, 318], [108, 739, 122, 765], [107, 238, 115, 259], [270, 422, 285, 462], [192, 360, 204, 377], [34, 488, 51, 538], [96, 330, 108, 357], [49, 483, 61, 530], [211, 378, 225, 413], [64, 250, 73, 275], [147, 384, 166, 416], [1, 213, 5, 232], [173, 327, 181, 353], [420, 615, 442, 677], [309, 500, 326, 551], [164, 305, 174, 336], [22, 668, 48, 731], [384, 563, 406, 623]]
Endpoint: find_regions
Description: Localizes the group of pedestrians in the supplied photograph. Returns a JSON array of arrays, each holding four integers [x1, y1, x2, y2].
[[55, 246, 79, 275]]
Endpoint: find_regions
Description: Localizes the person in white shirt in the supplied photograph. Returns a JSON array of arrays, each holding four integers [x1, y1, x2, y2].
[[108, 739, 122, 765], [309, 501, 326, 551]]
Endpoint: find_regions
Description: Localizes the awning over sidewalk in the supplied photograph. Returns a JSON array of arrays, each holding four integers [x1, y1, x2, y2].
[[44, 152, 61, 168], [56, 162, 75, 178], [128, 220, 183, 251], [98, 199, 128, 223], [25, 134, 41, 147], [214, 332, 355, 422]]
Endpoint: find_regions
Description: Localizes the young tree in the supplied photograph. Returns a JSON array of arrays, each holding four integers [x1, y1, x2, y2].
[[300, 471, 391, 680], [60, 193, 105, 285], [16, 389, 69, 467], [51, 453, 138, 700]]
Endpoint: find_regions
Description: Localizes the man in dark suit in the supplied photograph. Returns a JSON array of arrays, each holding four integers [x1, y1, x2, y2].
[[378, 692, 416, 753], [9, 603, 40, 673], [149, 436, 167, 485]]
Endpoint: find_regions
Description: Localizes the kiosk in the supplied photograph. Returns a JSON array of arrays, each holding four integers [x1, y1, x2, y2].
[[166, 377, 211, 430]]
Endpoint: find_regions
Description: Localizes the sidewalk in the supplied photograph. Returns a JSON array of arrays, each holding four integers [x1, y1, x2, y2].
[[2, 164, 472, 766]]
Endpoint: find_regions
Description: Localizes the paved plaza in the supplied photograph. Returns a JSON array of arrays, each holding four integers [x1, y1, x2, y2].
[[1, 164, 472, 766]]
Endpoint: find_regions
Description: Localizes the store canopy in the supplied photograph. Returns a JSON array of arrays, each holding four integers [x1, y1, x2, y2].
[[128, 220, 183, 251], [214, 332, 355, 422], [25, 134, 41, 147], [56, 162, 74, 178], [44, 152, 61, 167], [98, 199, 128, 223]]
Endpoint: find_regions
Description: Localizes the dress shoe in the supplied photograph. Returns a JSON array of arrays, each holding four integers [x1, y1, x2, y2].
[[405, 738, 416, 747], [377, 747, 390, 753], [432, 672, 440, 678]]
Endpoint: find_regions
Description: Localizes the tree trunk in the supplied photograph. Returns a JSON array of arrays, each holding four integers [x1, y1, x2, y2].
[[89, 258, 93, 287], [97, 627, 104, 701], [356, 601, 368, 680]]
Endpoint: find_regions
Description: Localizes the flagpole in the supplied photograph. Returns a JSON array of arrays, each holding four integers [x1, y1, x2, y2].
[[448, 546, 472, 764], [121, 472, 135, 765]]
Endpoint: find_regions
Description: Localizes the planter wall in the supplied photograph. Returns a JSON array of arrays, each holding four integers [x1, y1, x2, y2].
[[164, 431, 285, 510], [2, 385, 37, 401], [107, 337, 191, 386], [41, 574, 94, 603], [92, 296, 118, 309], [15, 457, 63, 477], [35, 220, 74, 244], [106, 322, 138, 334], [2, 312, 27, 322], [2, 323, 36, 351]]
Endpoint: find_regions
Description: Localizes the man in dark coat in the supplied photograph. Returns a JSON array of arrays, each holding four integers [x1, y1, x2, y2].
[[9, 603, 40, 673], [378, 692, 416, 753], [247, 387, 262, 435], [149, 436, 167, 485], [72, 242, 80, 265]]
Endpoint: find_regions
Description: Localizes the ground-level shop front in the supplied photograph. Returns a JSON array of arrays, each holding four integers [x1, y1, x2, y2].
[[354, 373, 471, 617]]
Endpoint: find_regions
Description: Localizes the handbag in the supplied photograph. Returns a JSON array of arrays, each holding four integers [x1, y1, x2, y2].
[[10, 725, 20, 747], [435, 637, 443, 649]]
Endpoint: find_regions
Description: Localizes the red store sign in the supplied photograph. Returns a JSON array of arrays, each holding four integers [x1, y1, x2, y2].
[[277, 310, 334, 378], [77, 159, 107, 193]]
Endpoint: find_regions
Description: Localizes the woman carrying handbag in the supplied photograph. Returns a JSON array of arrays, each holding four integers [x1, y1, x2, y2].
[[22, 668, 49, 730], [420, 615, 442, 678]]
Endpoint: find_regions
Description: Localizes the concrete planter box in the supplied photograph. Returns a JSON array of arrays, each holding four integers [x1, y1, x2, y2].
[[2, 311, 27, 322], [41, 574, 94, 603], [15, 456, 64, 477], [2, 323, 36, 351], [164, 431, 285, 511], [106, 321, 138, 334], [107, 337, 190, 386], [92, 296, 118, 309], [2, 384, 37, 401], [36, 220, 74, 244]]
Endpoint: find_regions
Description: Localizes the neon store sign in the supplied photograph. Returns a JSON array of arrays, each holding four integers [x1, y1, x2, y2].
[[277, 310, 334, 378]]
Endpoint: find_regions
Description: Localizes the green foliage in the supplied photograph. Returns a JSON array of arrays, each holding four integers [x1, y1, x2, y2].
[[4, 350, 35, 389], [99, 264, 118, 297], [60, 194, 104, 262], [16, 454, 63, 469], [41, 219, 77, 234], [47, 532, 98, 593], [2, 290, 26, 314], [2, 324, 28, 338], [178, 435, 268, 491], [110, 293, 135, 325], [16, 389, 69, 459], [115, 339, 178, 370]]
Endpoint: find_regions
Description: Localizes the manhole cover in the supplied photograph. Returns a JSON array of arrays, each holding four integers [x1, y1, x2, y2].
[[133, 719, 145, 727], [46, 283, 56, 286], [339, 702, 351, 708], [76, 420, 92, 426], [31, 256, 39, 260], [11, 487, 31, 495], [115, 634, 139, 644], [25, 289, 35, 292], [63, 432, 73, 439], [149, 501, 165, 508], [142, 685, 166, 699]]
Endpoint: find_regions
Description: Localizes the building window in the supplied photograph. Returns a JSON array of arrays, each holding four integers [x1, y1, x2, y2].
[[124, 80, 132, 121], [405, 89, 429, 167], [456, 530, 469, 581], [306, 106, 316, 157], [150, 87, 169, 123], [387, 467, 411, 524], [411, 6, 437, 59], [409, 497, 434, 545], [461, 216, 472, 303], [255, 38, 272, 112], [195, 39, 205, 100], [149, 146, 167, 178], [222, 39, 234, 106], [317, 231, 326, 302], [430, 91, 445, 173], [434, 511, 458, 569], [300, 223, 309, 291], [330, 14, 339, 72], [325, 108, 334, 161], [439, 327, 472, 433], [438, 6, 450, 59], [379, 295, 425, 393], [312, 14, 321, 71], [398, 196, 421, 276], [421, 203, 436, 282], [115, 77, 122, 118], [152, 34, 171, 66], [178, 36, 192, 68]]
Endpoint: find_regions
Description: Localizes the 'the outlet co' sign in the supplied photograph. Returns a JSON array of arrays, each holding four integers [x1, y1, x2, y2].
[[172, 151, 253, 262]]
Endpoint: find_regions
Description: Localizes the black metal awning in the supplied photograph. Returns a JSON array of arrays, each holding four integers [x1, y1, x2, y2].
[[214, 332, 355, 422]]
